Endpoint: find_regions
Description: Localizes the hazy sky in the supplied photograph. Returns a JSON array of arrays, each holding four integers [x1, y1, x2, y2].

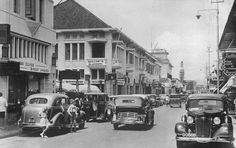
[[54, 0, 234, 84]]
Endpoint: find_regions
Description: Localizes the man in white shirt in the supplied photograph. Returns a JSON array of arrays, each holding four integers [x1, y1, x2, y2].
[[0, 92, 8, 127]]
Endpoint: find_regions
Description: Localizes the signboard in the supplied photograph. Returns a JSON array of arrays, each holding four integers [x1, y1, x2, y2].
[[106, 73, 116, 80], [11, 58, 50, 74], [117, 78, 125, 85], [222, 52, 236, 76], [59, 70, 80, 79], [0, 24, 10, 44]]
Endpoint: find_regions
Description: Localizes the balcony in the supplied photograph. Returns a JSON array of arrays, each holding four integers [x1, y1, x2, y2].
[[126, 64, 134, 72], [112, 59, 122, 69], [87, 58, 107, 69]]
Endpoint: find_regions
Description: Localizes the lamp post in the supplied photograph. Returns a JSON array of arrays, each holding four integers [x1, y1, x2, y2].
[[196, 0, 223, 94]]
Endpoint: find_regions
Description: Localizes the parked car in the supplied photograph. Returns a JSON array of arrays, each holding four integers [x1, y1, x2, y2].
[[146, 94, 160, 107], [18, 93, 86, 132], [111, 94, 155, 130], [175, 94, 234, 148], [169, 94, 182, 108], [83, 92, 110, 121]]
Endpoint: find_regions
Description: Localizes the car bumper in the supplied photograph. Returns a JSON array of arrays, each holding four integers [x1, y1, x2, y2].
[[176, 136, 233, 143], [21, 122, 47, 128], [112, 119, 145, 125]]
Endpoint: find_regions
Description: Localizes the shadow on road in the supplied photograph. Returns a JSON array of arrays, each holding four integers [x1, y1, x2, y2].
[[178, 142, 234, 148], [18, 127, 88, 138], [114, 124, 155, 131]]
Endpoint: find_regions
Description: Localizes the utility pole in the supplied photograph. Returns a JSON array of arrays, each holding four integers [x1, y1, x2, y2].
[[207, 47, 212, 93]]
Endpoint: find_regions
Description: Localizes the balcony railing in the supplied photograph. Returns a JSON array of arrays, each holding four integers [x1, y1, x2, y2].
[[87, 58, 107, 69], [112, 59, 122, 69], [126, 63, 134, 72]]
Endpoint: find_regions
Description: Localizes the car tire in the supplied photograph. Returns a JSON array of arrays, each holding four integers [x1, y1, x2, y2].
[[113, 124, 119, 130], [176, 141, 184, 148], [79, 119, 85, 129]]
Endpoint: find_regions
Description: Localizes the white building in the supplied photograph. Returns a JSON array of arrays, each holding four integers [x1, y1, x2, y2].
[[0, 0, 56, 119], [54, 0, 162, 95]]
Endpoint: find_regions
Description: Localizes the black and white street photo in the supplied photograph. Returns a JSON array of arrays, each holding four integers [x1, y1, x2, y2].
[[0, 0, 236, 148]]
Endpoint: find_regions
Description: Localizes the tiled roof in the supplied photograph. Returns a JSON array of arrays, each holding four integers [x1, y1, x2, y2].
[[54, 0, 111, 29]]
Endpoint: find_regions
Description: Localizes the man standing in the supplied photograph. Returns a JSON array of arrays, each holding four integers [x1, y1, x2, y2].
[[0, 92, 8, 127]]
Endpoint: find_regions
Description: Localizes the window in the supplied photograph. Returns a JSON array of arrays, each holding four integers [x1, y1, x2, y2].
[[55, 44, 58, 60], [72, 43, 77, 60], [80, 69, 84, 79], [13, 0, 20, 14], [92, 43, 105, 58], [99, 69, 105, 79], [25, 0, 36, 20], [79, 43, 84, 60], [91, 69, 97, 79], [65, 43, 70, 60], [39, 0, 44, 23]]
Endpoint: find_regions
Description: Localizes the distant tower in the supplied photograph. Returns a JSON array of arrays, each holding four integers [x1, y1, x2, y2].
[[179, 61, 184, 82]]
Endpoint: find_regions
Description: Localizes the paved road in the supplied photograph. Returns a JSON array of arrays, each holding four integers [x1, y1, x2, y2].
[[0, 105, 234, 148]]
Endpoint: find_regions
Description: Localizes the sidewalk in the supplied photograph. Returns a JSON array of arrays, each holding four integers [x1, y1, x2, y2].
[[0, 123, 21, 139]]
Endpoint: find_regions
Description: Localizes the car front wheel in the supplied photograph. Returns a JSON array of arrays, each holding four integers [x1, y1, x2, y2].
[[176, 141, 184, 148], [113, 124, 119, 130]]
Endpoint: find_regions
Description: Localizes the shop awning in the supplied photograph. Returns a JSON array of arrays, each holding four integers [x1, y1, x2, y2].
[[55, 82, 101, 93]]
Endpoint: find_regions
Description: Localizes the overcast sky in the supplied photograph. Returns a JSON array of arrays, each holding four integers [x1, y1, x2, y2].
[[54, 0, 234, 85]]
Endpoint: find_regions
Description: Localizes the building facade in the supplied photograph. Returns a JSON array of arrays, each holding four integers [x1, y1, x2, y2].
[[150, 49, 173, 94], [54, 0, 162, 96], [0, 0, 56, 120]]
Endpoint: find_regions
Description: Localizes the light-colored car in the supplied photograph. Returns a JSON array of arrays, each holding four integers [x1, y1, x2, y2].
[[19, 93, 86, 132]]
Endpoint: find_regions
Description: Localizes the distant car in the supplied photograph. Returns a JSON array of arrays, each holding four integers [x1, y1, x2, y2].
[[18, 93, 86, 132], [175, 94, 234, 148], [83, 92, 111, 121], [111, 94, 155, 130], [169, 94, 182, 108]]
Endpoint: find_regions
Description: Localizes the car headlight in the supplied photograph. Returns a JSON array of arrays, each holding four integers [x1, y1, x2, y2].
[[187, 116, 194, 124], [213, 117, 221, 125]]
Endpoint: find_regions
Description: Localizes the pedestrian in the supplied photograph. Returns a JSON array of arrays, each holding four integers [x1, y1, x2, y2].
[[39, 107, 51, 138], [0, 92, 8, 128], [67, 99, 79, 132]]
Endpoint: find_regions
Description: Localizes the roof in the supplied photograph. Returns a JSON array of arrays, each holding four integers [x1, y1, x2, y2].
[[54, 0, 111, 29], [188, 94, 225, 100], [219, 1, 236, 50], [26, 93, 68, 105]]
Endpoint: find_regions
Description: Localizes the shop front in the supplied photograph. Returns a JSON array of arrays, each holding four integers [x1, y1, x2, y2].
[[0, 58, 51, 123]]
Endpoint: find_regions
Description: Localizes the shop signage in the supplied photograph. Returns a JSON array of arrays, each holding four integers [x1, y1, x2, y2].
[[0, 24, 10, 44], [19, 61, 50, 73], [222, 52, 236, 76], [59, 70, 80, 79], [117, 78, 125, 85]]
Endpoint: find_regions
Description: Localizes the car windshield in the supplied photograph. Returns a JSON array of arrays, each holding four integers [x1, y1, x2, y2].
[[188, 99, 223, 112], [29, 98, 48, 104], [115, 96, 143, 107]]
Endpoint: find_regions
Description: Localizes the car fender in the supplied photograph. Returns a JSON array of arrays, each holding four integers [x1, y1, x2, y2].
[[175, 122, 187, 135], [50, 112, 64, 127], [213, 123, 233, 138]]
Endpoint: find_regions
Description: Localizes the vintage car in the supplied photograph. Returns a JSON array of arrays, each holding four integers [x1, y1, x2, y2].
[[18, 93, 86, 132], [83, 92, 111, 121], [146, 94, 161, 107], [169, 94, 182, 108], [175, 94, 234, 148], [111, 94, 155, 130]]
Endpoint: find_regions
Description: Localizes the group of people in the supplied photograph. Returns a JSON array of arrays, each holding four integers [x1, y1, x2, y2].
[[39, 97, 83, 138]]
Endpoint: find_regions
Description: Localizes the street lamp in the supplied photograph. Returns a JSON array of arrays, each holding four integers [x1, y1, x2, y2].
[[196, 0, 223, 94]]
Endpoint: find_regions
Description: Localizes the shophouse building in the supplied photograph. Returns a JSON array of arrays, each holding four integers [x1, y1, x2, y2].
[[0, 0, 56, 120], [150, 49, 173, 94], [54, 0, 162, 96], [219, 0, 236, 110]]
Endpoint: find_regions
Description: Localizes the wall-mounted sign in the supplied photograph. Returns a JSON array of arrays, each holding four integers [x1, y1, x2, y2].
[[59, 70, 80, 79], [222, 52, 236, 76], [11, 58, 50, 74], [0, 24, 10, 44]]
